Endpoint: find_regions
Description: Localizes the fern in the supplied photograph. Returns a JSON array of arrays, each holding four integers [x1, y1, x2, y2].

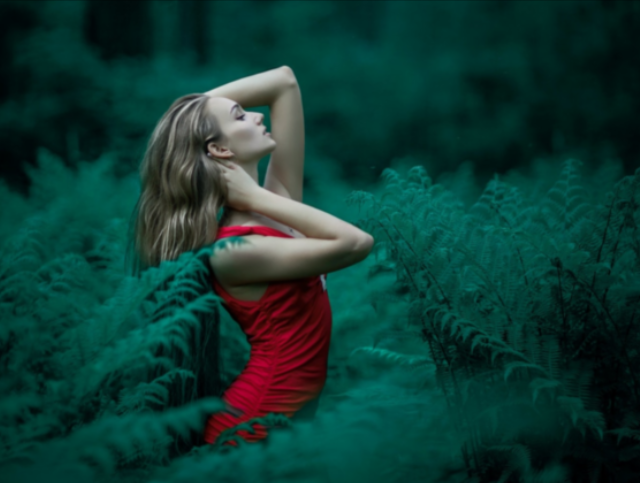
[[348, 159, 640, 481]]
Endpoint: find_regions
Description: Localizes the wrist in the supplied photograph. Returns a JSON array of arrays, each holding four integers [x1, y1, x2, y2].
[[248, 187, 270, 211]]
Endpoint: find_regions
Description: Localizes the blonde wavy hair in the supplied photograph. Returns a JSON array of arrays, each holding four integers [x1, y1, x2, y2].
[[125, 93, 231, 276]]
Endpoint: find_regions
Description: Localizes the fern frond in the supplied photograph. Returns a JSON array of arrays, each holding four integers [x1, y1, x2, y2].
[[503, 362, 548, 382], [529, 377, 562, 405], [349, 346, 433, 369]]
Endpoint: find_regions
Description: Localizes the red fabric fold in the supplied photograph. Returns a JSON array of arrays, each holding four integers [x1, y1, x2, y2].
[[203, 225, 332, 446]]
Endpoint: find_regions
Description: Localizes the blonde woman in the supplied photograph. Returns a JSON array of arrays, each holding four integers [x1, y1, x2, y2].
[[128, 66, 373, 447]]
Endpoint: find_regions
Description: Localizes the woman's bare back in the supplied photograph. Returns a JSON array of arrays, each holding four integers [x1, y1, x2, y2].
[[216, 214, 305, 301]]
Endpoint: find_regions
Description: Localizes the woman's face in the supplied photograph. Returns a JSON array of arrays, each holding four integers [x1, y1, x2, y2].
[[205, 96, 276, 163]]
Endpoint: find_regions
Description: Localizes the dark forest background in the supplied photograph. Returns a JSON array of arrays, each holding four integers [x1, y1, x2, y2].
[[1, 0, 638, 194], [1, 2, 640, 483]]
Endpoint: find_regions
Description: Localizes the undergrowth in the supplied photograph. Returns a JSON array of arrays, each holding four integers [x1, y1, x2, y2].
[[1, 150, 638, 483], [347, 158, 640, 483]]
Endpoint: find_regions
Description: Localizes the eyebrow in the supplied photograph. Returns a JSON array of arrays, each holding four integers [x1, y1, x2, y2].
[[230, 103, 241, 115]]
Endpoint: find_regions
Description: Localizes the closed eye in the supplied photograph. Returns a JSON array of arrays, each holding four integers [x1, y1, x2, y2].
[[238, 114, 246, 121]]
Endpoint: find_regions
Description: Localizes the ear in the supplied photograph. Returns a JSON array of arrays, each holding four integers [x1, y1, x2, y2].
[[207, 141, 233, 160]]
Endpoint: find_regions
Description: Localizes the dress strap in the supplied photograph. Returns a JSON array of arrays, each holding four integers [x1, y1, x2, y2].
[[215, 225, 294, 241]]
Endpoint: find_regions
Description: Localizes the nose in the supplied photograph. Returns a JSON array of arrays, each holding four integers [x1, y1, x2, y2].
[[256, 112, 264, 125]]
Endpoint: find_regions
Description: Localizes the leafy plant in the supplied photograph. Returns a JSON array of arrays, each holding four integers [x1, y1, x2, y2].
[[346, 159, 640, 482]]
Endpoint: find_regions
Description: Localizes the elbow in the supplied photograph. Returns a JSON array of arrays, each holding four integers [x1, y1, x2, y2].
[[280, 65, 298, 87], [353, 234, 374, 260]]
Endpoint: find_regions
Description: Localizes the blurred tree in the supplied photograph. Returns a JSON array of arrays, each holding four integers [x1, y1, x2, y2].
[[1, 0, 639, 194], [83, 0, 153, 60], [0, 1, 37, 102], [178, 0, 210, 65], [0, 1, 39, 190]]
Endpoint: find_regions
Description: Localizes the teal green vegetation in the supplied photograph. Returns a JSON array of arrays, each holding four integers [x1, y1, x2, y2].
[[2, 149, 639, 483], [1, 1, 640, 483]]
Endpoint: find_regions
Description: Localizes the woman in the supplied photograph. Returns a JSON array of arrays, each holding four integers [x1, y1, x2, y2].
[[128, 66, 374, 447]]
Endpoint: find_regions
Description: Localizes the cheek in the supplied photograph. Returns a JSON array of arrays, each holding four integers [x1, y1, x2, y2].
[[236, 126, 256, 142], [241, 129, 265, 150]]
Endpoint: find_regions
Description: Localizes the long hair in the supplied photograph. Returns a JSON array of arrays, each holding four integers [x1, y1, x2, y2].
[[122, 95, 233, 448], [125, 93, 231, 277]]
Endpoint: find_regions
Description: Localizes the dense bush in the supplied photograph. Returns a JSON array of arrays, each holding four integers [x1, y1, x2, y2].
[[2, 1, 639, 482], [1, 150, 638, 482]]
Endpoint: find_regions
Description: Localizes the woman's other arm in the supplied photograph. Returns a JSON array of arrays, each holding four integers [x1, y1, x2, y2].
[[211, 188, 373, 285], [205, 66, 303, 203], [205, 65, 294, 109]]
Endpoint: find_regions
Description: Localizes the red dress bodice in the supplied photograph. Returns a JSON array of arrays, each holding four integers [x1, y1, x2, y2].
[[203, 225, 332, 446]]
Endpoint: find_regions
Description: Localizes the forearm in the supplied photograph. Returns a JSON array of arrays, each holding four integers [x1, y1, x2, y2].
[[205, 66, 295, 108], [249, 188, 372, 245]]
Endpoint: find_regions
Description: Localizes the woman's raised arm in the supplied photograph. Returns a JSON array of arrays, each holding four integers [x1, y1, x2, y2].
[[205, 66, 294, 110]]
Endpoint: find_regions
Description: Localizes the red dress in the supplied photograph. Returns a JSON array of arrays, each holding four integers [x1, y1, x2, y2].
[[203, 225, 332, 446]]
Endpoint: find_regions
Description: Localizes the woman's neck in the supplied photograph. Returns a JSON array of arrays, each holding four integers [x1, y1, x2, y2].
[[221, 208, 262, 227]]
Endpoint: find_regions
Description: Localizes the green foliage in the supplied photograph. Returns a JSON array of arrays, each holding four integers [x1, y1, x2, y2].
[[347, 157, 640, 481], [3, 145, 640, 482], [0, 149, 472, 483], [2, 1, 639, 187], [0, 151, 237, 481], [1, 1, 639, 479]]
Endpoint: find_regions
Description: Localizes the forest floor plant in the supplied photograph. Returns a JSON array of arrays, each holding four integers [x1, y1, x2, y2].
[[345, 158, 640, 482], [1, 150, 638, 483]]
